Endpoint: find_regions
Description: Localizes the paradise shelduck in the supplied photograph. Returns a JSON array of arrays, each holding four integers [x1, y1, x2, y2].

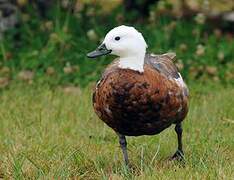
[[87, 25, 189, 165]]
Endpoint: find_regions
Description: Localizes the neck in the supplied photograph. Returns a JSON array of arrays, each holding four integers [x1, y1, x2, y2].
[[118, 53, 145, 73]]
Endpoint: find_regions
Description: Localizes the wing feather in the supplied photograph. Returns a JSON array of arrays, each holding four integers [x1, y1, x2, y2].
[[144, 53, 179, 79]]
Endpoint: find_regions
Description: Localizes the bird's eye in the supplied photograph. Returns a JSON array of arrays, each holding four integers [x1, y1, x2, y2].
[[115, 36, 120, 41]]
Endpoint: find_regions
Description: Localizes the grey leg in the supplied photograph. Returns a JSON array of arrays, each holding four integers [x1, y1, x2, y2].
[[118, 134, 129, 166], [171, 123, 185, 160]]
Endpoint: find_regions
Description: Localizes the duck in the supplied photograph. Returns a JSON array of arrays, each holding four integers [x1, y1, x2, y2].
[[87, 25, 189, 165]]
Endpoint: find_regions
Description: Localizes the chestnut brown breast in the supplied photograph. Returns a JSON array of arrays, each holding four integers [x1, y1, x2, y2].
[[93, 53, 189, 136]]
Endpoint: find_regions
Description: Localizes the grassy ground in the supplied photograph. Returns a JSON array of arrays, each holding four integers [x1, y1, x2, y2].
[[0, 82, 233, 179], [0, 2, 233, 179]]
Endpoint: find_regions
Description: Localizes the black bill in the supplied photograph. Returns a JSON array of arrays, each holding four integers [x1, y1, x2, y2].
[[87, 44, 112, 58]]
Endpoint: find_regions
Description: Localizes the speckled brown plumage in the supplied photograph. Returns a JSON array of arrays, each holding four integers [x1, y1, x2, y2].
[[93, 53, 189, 136]]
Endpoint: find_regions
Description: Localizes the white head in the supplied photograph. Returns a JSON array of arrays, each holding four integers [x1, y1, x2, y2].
[[87, 25, 148, 72]]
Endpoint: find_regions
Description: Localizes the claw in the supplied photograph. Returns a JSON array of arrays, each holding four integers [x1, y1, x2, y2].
[[170, 150, 185, 163]]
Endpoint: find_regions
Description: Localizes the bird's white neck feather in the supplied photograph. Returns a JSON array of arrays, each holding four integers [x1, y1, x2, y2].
[[118, 53, 145, 73]]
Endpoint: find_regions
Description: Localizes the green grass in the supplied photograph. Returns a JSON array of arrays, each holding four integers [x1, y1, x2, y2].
[[0, 3, 233, 179], [1, 4, 233, 87], [0, 82, 233, 179]]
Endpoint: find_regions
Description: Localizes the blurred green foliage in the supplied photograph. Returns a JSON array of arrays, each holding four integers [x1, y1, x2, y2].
[[0, 1, 233, 88]]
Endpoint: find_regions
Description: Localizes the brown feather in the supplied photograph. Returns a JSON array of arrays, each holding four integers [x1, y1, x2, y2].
[[93, 53, 189, 136]]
